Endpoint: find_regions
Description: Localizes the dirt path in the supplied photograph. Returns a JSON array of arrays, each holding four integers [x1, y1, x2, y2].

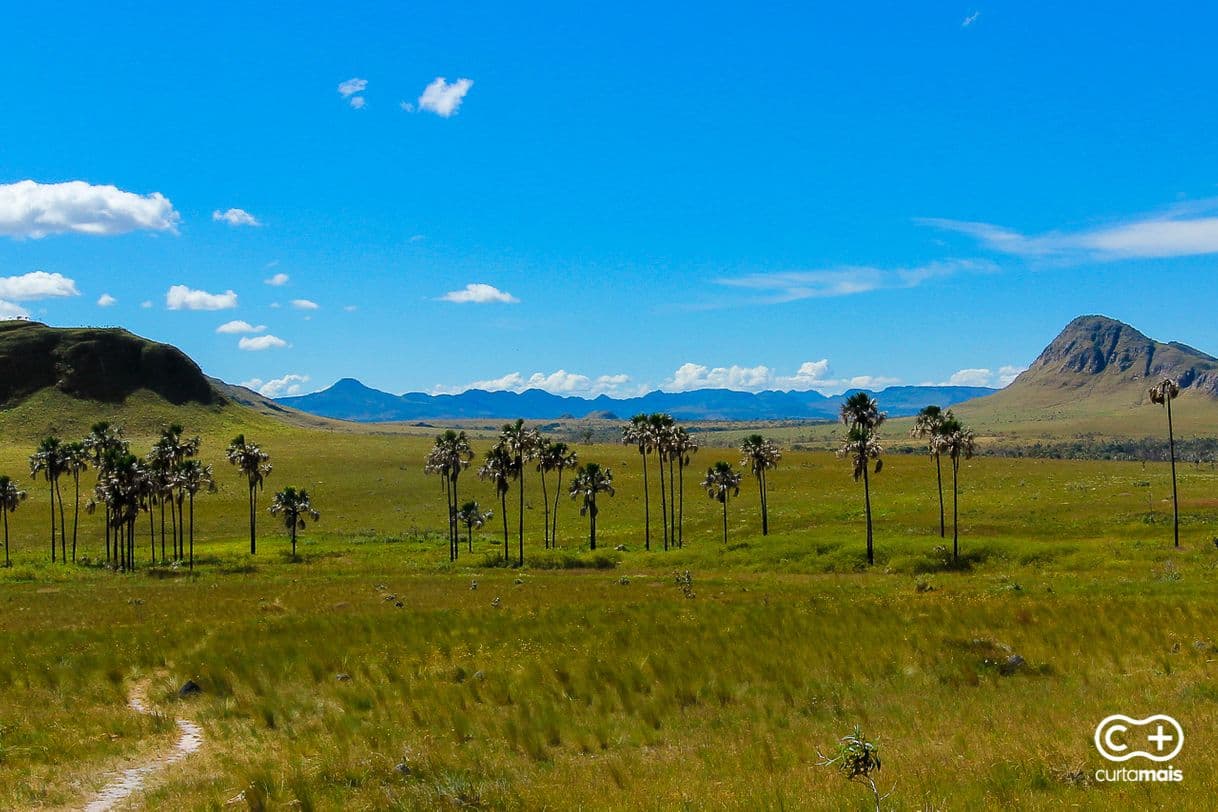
[[83, 684, 203, 812]]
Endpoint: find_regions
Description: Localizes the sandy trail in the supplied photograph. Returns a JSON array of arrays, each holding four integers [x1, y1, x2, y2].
[[83, 685, 203, 812]]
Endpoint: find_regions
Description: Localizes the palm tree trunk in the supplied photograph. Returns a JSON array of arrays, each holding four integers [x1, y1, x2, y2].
[[291, 520, 297, 558], [862, 462, 874, 566], [668, 456, 676, 545], [758, 472, 768, 535], [159, 499, 166, 562], [540, 469, 550, 549], [678, 460, 685, 548], [1168, 397, 1179, 548], [641, 450, 650, 550], [3, 505, 9, 567], [249, 483, 257, 555], [501, 491, 509, 561], [517, 456, 525, 566], [149, 505, 155, 562], [49, 481, 56, 562], [589, 504, 597, 550], [935, 455, 945, 538], [952, 457, 960, 562], [189, 493, 195, 572], [56, 478, 66, 563], [722, 499, 728, 546], [552, 469, 564, 548], [451, 475, 460, 560], [443, 476, 454, 561], [71, 473, 80, 562], [658, 453, 668, 550]]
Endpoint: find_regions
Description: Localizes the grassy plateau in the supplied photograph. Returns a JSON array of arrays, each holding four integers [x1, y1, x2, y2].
[[1, 392, 1216, 809]]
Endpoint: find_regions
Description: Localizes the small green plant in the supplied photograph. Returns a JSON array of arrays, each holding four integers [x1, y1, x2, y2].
[[818, 726, 889, 811]]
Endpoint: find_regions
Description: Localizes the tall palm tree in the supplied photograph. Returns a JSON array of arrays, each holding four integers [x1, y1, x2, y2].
[[478, 443, 514, 562], [426, 430, 474, 560], [1149, 378, 1182, 547], [226, 434, 272, 554], [910, 405, 950, 538], [499, 419, 540, 565], [93, 451, 145, 572], [648, 413, 675, 549], [670, 427, 698, 548], [548, 443, 578, 548], [740, 434, 781, 536], [29, 435, 67, 563], [0, 475, 27, 567], [622, 415, 654, 550], [84, 422, 127, 562], [269, 486, 320, 559], [702, 461, 742, 546], [933, 417, 976, 562], [839, 393, 886, 566], [61, 441, 89, 562], [536, 438, 572, 549], [457, 500, 493, 551], [177, 460, 214, 571], [569, 462, 615, 550]]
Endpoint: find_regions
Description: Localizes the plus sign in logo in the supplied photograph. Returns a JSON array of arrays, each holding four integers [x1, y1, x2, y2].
[[1094, 714, 1184, 763]]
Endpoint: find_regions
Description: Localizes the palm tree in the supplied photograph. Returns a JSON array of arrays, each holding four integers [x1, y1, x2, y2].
[[740, 434, 781, 536], [29, 435, 67, 563], [61, 441, 89, 562], [92, 451, 145, 572], [227, 434, 272, 554], [499, 419, 540, 565], [670, 427, 698, 548], [839, 392, 886, 565], [911, 405, 950, 538], [622, 415, 654, 550], [1149, 378, 1182, 547], [84, 422, 127, 562], [569, 462, 615, 550], [177, 460, 214, 571], [548, 443, 578, 548], [478, 443, 514, 562], [425, 430, 474, 560], [536, 439, 574, 549], [933, 417, 976, 562], [701, 461, 742, 546], [269, 486, 320, 559], [457, 501, 493, 550], [0, 475, 27, 567], [648, 413, 675, 549]]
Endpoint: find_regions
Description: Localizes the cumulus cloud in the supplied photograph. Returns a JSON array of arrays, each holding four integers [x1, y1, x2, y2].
[[216, 320, 266, 334], [0, 300, 29, 319], [439, 283, 518, 304], [715, 259, 995, 304], [919, 202, 1218, 261], [0, 180, 180, 239], [166, 285, 238, 311], [212, 208, 261, 227], [238, 334, 288, 351], [241, 373, 310, 398], [0, 271, 80, 300], [433, 370, 635, 398], [96, 293, 117, 307], [291, 298, 319, 310], [417, 77, 473, 117], [265, 272, 289, 286], [998, 365, 1027, 386], [927, 364, 1027, 388], [664, 360, 899, 395]]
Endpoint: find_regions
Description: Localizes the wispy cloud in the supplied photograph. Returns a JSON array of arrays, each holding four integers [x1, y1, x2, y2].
[[919, 201, 1218, 261], [166, 285, 238, 311], [439, 283, 519, 304], [242, 373, 310, 398], [265, 272, 289, 286], [338, 77, 367, 108], [212, 207, 261, 227], [216, 320, 266, 335], [0, 271, 80, 300], [0, 180, 179, 239], [433, 369, 635, 397], [417, 77, 473, 117], [238, 334, 288, 351], [714, 259, 993, 305], [291, 298, 319, 310], [962, 11, 980, 27]]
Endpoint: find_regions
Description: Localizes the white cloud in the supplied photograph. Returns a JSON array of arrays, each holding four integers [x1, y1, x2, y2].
[[216, 320, 266, 335], [434, 369, 636, 398], [400, 101, 415, 113], [0, 271, 80, 300], [349, 96, 366, 109], [998, 365, 1027, 386], [0, 300, 29, 319], [166, 285, 238, 311], [962, 11, 980, 27], [140, 300, 153, 309], [212, 208, 261, 227], [439, 283, 518, 304], [715, 260, 994, 304], [265, 272, 289, 286], [96, 293, 117, 307], [291, 298, 319, 310], [241, 373, 311, 398], [338, 78, 367, 97], [238, 334, 288, 351], [0, 180, 180, 239], [925, 364, 1027, 389], [417, 77, 473, 117], [343, 305, 358, 312], [664, 360, 899, 395], [919, 202, 1218, 261]]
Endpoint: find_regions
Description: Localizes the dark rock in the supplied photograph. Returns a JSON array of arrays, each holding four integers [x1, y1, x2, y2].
[[179, 679, 202, 697], [335, 673, 351, 682]]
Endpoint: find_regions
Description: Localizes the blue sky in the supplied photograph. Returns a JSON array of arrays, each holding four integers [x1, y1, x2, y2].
[[3, 2, 1218, 399]]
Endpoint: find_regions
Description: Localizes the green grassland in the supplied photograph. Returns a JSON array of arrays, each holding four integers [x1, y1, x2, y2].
[[2, 392, 1218, 809]]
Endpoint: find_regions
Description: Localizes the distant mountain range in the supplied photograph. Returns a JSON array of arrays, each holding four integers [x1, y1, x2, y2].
[[276, 378, 997, 422]]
